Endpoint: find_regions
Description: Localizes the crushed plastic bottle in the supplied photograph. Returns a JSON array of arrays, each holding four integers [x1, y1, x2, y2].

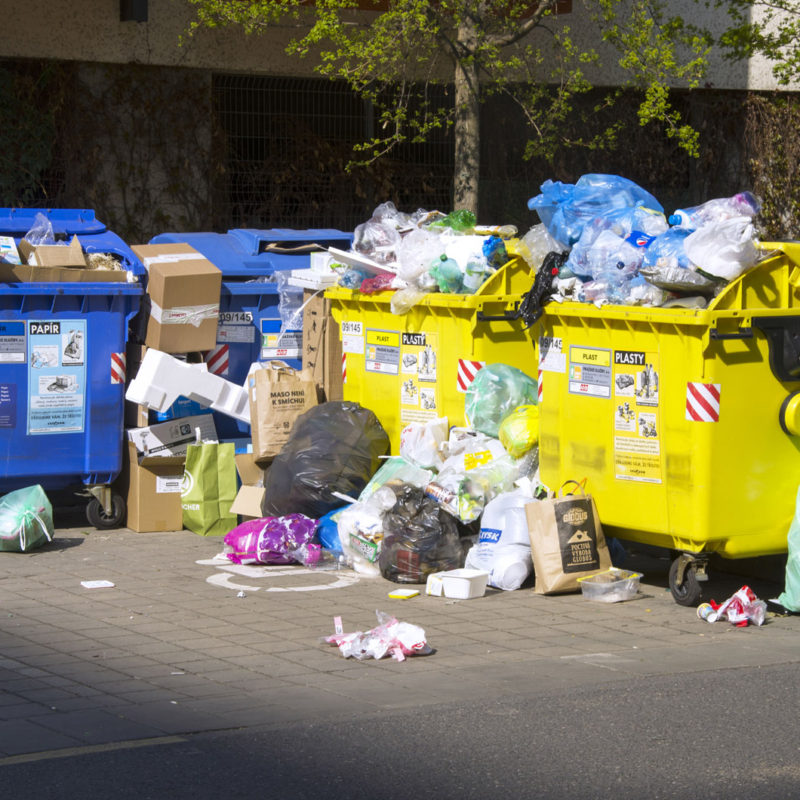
[[462, 253, 488, 294], [669, 191, 760, 230]]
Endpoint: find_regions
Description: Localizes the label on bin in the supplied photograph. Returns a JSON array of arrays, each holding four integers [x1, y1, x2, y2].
[[26, 319, 86, 435], [365, 329, 400, 375], [568, 346, 611, 398], [612, 350, 662, 483], [0, 321, 26, 363], [341, 320, 364, 354], [538, 336, 565, 373], [0, 384, 16, 428]]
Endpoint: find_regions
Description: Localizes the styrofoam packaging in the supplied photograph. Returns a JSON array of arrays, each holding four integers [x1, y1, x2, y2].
[[577, 568, 643, 603], [426, 571, 445, 596], [440, 568, 489, 600], [126, 348, 250, 423]]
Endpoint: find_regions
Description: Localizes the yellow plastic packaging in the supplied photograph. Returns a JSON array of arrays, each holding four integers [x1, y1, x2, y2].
[[498, 404, 540, 458]]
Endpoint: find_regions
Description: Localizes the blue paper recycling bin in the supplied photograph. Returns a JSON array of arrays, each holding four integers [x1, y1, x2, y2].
[[0, 282, 143, 527], [149, 228, 352, 437]]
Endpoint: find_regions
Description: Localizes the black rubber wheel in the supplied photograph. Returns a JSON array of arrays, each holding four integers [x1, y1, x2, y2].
[[669, 557, 702, 606], [86, 493, 126, 529]]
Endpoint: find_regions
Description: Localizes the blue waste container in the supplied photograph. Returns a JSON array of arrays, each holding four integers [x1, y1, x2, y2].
[[0, 208, 146, 277], [149, 228, 353, 437], [0, 281, 143, 528]]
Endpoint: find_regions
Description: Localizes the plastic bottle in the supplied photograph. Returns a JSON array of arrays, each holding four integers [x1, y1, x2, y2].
[[430, 253, 463, 293], [461, 253, 487, 294], [668, 191, 760, 229], [290, 542, 345, 571]]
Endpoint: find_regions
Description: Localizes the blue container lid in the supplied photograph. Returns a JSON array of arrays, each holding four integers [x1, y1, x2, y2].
[[0, 208, 106, 237], [150, 228, 353, 278]]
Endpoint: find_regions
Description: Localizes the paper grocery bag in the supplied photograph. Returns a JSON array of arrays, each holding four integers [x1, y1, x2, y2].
[[248, 361, 318, 460], [181, 441, 238, 537], [525, 480, 612, 594]]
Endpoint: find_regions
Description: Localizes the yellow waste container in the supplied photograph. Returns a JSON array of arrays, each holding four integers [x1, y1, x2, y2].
[[535, 241, 800, 604], [326, 256, 538, 452]]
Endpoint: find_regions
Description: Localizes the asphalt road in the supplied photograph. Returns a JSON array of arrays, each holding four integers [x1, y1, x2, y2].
[[3, 661, 798, 800]]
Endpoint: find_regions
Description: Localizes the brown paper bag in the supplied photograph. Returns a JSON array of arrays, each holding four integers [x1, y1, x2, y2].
[[248, 361, 318, 460], [525, 479, 612, 594]]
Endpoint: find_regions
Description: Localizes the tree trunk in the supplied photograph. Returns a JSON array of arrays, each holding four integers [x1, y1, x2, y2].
[[453, 21, 480, 216]]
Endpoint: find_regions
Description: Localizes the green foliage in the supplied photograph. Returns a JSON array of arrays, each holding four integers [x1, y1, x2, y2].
[[717, 0, 800, 86], [186, 0, 710, 206]]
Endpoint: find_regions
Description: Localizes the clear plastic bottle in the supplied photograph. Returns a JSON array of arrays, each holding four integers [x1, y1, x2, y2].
[[461, 253, 487, 294], [290, 542, 346, 571], [668, 191, 760, 229]]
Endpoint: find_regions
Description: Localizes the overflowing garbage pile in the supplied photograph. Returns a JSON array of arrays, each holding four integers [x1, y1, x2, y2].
[[329, 175, 765, 314], [527, 173, 763, 309], [327, 203, 523, 314], [219, 363, 566, 596]]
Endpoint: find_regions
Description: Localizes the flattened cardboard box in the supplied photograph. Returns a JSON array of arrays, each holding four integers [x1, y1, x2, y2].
[[302, 289, 343, 402], [131, 243, 222, 353], [121, 441, 185, 532]]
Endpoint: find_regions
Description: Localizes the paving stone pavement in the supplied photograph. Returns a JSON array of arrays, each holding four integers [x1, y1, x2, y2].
[[2, 525, 799, 759]]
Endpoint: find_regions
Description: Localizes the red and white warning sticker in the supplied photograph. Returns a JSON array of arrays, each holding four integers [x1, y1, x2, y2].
[[205, 344, 230, 376], [111, 352, 126, 384], [686, 382, 720, 422], [457, 359, 484, 392]]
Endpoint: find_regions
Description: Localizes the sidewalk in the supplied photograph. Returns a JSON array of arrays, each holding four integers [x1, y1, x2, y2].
[[2, 524, 798, 760]]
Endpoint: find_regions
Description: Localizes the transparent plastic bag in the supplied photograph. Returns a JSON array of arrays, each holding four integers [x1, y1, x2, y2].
[[359, 455, 434, 501], [684, 216, 759, 281], [23, 212, 56, 247], [398, 418, 448, 470], [0, 485, 54, 553], [275, 271, 304, 331], [465, 364, 538, 438], [324, 610, 432, 661], [669, 191, 760, 230]]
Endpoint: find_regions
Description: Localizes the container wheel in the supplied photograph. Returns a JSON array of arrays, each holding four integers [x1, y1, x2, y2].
[[86, 493, 126, 529], [669, 556, 702, 606]]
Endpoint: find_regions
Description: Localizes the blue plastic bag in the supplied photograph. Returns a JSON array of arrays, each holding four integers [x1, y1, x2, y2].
[[528, 174, 664, 248]]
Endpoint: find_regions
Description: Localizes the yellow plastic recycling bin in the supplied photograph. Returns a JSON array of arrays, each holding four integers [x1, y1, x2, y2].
[[535, 241, 800, 604], [325, 256, 537, 452]]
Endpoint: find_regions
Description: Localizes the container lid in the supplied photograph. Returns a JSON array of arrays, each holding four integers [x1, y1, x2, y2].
[[0, 208, 106, 237]]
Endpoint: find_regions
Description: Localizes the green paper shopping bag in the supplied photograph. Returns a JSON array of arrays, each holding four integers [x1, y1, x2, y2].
[[181, 441, 238, 537]]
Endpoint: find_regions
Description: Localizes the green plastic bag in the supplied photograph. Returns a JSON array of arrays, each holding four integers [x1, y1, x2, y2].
[[777, 486, 800, 612], [181, 442, 238, 537], [0, 484, 54, 553], [465, 364, 538, 438]]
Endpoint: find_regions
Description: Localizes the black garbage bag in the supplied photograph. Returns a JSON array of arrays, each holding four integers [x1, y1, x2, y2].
[[378, 483, 465, 584], [261, 402, 390, 519]]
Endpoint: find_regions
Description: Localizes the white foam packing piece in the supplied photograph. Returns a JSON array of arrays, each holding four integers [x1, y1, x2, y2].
[[126, 348, 250, 424]]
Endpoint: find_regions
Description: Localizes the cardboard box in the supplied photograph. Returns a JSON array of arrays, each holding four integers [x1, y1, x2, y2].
[[230, 484, 266, 521], [302, 289, 343, 402], [19, 235, 87, 268], [127, 413, 217, 458], [121, 441, 185, 532], [131, 243, 222, 353], [235, 451, 269, 487], [4, 236, 129, 283]]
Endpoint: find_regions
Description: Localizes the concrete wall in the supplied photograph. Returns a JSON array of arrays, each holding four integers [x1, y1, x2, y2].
[[1, 0, 796, 90]]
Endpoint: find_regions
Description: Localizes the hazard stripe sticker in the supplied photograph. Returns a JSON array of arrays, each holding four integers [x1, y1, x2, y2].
[[686, 382, 720, 422], [538, 369, 543, 404], [111, 352, 126, 384], [342, 353, 347, 385], [457, 359, 484, 392], [205, 344, 230, 376]]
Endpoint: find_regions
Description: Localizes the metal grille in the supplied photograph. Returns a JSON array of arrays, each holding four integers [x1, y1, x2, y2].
[[212, 74, 453, 231]]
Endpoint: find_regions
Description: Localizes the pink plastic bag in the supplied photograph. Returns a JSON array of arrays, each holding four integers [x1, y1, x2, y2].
[[224, 514, 318, 565]]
